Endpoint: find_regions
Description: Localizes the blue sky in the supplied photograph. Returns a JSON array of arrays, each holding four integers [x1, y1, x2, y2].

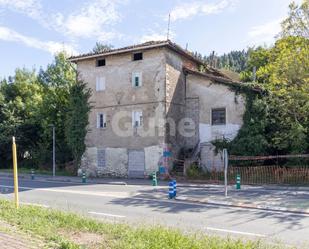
[[0, 0, 302, 78]]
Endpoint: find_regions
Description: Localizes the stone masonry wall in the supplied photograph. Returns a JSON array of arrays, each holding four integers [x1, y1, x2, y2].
[[81, 145, 162, 177]]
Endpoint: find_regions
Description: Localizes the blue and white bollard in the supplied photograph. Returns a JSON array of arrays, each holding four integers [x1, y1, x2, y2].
[[168, 181, 174, 199], [173, 180, 177, 198]]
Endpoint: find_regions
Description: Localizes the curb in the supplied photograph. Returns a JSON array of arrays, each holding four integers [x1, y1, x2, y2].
[[175, 196, 309, 215]]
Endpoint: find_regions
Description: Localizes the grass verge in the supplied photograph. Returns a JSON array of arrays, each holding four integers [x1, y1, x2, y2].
[[0, 200, 285, 249]]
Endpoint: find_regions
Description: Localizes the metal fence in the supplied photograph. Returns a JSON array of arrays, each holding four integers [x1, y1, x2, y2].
[[200, 154, 309, 185]]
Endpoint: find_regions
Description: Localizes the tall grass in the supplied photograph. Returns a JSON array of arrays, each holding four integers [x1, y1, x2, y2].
[[0, 200, 283, 249]]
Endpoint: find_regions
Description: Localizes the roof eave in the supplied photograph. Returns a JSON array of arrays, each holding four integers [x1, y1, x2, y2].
[[183, 67, 262, 92], [69, 41, 204, 65]]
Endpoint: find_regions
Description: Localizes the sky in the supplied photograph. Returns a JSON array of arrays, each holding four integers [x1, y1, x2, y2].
[[0, 0, 303, 78]]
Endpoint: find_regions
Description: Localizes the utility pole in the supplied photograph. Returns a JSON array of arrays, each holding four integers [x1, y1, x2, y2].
[[52, 125, 55, 177], [49, 124, 56, 177]]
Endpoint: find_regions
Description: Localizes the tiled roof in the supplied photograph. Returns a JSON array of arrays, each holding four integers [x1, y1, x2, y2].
[[183, 67, 262, 92], [69, 40, 204, 65]]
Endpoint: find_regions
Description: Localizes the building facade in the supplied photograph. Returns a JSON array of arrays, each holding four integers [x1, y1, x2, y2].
[[70, 41, 246, 177]]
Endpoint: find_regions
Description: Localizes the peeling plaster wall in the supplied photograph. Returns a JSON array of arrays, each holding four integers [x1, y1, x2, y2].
[[186, 74, 246, 143], [164, 49, 200, 158], [103, 148, 128, 177], [145, 145, 163, 174], [186, 74, 246, 171], [81, 145, 162, 178], [77, 48, 166, 150]]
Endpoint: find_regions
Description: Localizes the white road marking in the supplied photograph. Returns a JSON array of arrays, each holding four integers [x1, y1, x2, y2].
[[205, 227, 266, 237], [20, 202, 49, 208], [88, 211, 126, 218], [0, 185, 131, 198], [0, 177, 128, 186]]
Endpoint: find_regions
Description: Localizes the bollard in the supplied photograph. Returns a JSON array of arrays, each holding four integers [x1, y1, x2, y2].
[[236, 174, 241, 189], [82, 172, 86, 183], [168, 181, 174, 199], [31, 169, 35, 180], [152, 172, 157, 186], [12, 137, 19, 209], [173, 180, 177, 198]]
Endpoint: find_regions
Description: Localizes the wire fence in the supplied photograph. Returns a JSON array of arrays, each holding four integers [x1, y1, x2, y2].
[[199, 154, 309, 185]]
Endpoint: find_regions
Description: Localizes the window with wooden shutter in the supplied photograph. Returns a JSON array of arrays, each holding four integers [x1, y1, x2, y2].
[[96, 76, 105, 91], [132, 111, 143, 127], [132, 72, 142, 87]]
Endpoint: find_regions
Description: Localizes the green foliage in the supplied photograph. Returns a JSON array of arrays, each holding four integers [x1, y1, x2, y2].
[[215, 36, 309, 156], [0, 68, 43, 166], [195, 50, 250, 73], [35, 52, 76, 167], [92, 42, 113, 53], [65, 78, 92, 171], [280, 0, 309, 38], [213, 93, 269, 156], [0, 52, 80, 170], [186, 163, 203, 178], [0, 200, 280, 249]]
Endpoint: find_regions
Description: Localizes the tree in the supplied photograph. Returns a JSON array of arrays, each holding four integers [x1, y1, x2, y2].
[[92, 42, 113, 53], [263, 36, 309, 153], [36, 52, 76, 166], [65, 77, 92, 171], [0, 68, 43, 166], [239, 47, 270, 82], [280, 0, 309, 38]]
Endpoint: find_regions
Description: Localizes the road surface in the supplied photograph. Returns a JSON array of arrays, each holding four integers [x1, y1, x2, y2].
[[0, 177, 308, 248]]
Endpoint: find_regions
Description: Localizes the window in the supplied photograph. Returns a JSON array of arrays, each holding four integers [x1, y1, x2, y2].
[[96, 58, 106, 67], [96, 76, 105, 91], [97, 113, 106, 128], [132, 72, 142, 87], [97, 149, 106, 168], [211, 108, 226, 125], [133, 52, 143, 61], [132, 111, 143, 127]]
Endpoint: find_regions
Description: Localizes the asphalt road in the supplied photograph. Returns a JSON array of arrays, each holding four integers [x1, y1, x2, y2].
[[0, 177, 309, 248]]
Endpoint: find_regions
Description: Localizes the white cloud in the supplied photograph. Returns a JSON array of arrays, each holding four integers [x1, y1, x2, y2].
[[0, 0, 123, 40], [0, 0, 42, 19], [169, 0, 238, 22], [248, 19, 282, 43], [0, 25, 77, 55], [140, 33, 167, 43], [53, 0, 121, 39]]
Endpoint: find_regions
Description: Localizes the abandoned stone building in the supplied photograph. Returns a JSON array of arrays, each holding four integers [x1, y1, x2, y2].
[[70, 40, 246, 178]]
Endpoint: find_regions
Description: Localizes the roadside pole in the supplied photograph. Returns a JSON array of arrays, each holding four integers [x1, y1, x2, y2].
[[52, 125, 56, 177], [223, 148, 228, 197], [12, 136, 19, 208]]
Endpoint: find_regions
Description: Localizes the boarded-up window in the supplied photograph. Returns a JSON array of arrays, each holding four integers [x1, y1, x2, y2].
[[97, 149, 106, 168], [128, 150, 145, 178], [211, 108, 226, 125], [96, 76, 105, 91]]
